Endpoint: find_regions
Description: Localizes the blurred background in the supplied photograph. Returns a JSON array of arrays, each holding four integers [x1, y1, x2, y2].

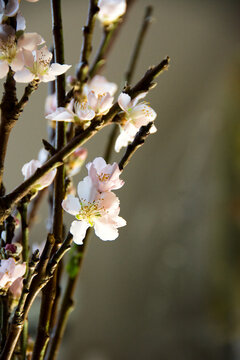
[[1, 0, 240, 359]]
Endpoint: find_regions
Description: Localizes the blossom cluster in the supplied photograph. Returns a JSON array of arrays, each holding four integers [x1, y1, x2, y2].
[[0, 0, 71, 82], [62, 157, 126, 244], [0, 239, 26, 298]]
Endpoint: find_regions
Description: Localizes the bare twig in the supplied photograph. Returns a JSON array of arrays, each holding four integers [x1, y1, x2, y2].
[[75, 0, 99, 91], [119, 122, 153, 170], [125, 6, 153, 84]]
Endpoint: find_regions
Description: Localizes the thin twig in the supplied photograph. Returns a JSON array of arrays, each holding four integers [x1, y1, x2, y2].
[[75, 0, 99, 91], [118, 122, 153, 170], [125, 6, 153, 84], [45, 230, 91, 360]]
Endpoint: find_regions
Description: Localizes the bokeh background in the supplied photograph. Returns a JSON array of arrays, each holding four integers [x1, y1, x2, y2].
[[1, 0, 240, 359]]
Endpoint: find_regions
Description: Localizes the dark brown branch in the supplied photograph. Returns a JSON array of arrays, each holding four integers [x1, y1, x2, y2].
[[0, 232, 72, 360], [118, 122, 153, 170], [45, 230, 91, 360], [32, 1, 67, 358], [75, 0, 99, 90]]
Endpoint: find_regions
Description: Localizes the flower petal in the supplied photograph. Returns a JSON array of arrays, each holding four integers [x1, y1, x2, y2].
[[0, 61, 9, 79], [70, 220, 90, 245], [62, 195, 81, 216], [118, 92, 131, 112], [49, 63, 71, 76], [46, 108, 75, 122], [94, 217, 119, 241], [77, 176, 98, 204], [14, 68, 35, 83], [18, 32, 44, 51]]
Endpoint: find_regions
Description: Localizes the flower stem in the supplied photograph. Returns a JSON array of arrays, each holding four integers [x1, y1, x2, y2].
[[45, 229, 91, 360], [32, 0, 67, 358]]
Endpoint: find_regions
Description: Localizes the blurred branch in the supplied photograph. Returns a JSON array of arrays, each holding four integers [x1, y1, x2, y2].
[[125, 6, 153, 84]]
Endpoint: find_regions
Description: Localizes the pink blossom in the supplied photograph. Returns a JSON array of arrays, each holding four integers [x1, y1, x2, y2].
[[44, 93, 57, 116], [0, 258, 26, 292], [0, 0, 19, 21], [46, 90, 113, 125], [86, 157, 124, 192], [98, 0, 127, 25], [22, 159, 56, 190], [84, 75, 117, 97], [9, 277, 23, 298], [0, 24, 43, 79], [14, 46, 71, 83], [62, 176, 126, 244], [115, 92, 157, 152]]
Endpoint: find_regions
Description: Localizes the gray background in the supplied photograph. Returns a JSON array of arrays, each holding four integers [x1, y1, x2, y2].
[[1, 0, 240, 359]]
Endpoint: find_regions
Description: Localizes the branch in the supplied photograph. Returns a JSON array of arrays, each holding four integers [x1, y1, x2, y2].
[[75, 0, 99, 90], [32, 1, 67, 358], [118, 122, 153, 170], [125, 6, 153, 84], [0, 232, 72, 360], [0, 251, 40, 360], [45, 230, 91, 360]]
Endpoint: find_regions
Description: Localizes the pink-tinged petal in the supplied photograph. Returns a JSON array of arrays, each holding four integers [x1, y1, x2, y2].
[[36, 46, 52, 63], [94, 217, 119, 241], [132, 92, 147, 107], [18, 32, 44, 51], [14, 68, 35, 83], [49, 63, 71, 76], [99, 93, 113, 114], [22, 159, 41, 179], [11, 262, 26, 279], [87, 91, 98, 111], [131, 104, 157, 124], [99, 191, 120, 212], [0, 61, 9, 79], [62, 195, 81, 216], [38, 148, 48, 164], [16, 12, 26, 31], [87, 75, 117, 96], [77, 107, 95, 121], [70, 220, 90, 245], [10, 50, 24, 72], [22, 49, 34, 68], [9, 277, 23, 298], [46, 108, 75, 122], [5, 0, 19, 16], [87, 157, 106, 172], [77, 176, 98, 204], [36, 168, 56, 190], [118, 92, 131, 112]]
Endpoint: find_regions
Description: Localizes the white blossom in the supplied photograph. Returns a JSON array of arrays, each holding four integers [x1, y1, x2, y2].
[[115, 92, 157, 152], [22, 159, 56, 190], [98, 0, 126, 25]]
